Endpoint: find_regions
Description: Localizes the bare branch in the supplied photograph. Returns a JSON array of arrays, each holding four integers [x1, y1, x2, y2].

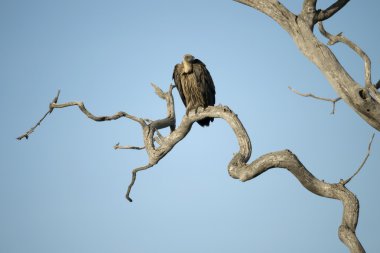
[[17, 90, 148, 141], [315, 0, 350, 22], [162, 103, 363, 252], [300, 0, 350, 26], [123, 84, 365, 251], [114, 143, 145, 150], [301, 0, 317, 16], [50, 101, 145, 125], [49, 89, 61, 113], [17, 90, 61, 140], [115, 84, 365, 251], [227, 150, 364, 253], [126, 164, 153, 202], [318, 22, 372, 88], [16, 82, 176, 141], [151, 83, 166, 99], [233, 0, 296, 35], [19, 84, 367, 251], [235, 0, 380, 131], [342, 133, 375, 185], [289, 86, 342, 114]]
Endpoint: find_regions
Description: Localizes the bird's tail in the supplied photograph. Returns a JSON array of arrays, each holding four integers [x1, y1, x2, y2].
[[197, 117, 214, 127]]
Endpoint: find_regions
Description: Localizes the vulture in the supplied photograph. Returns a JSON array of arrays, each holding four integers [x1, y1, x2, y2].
[[172, 54, 216, 127]]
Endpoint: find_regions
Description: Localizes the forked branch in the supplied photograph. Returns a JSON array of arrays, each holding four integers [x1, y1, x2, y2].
[[318, 22, 372, 88], [235, 0, 380, 131], [315, 0, 350, 22], [289, 86, 341, 114], [18, 84, 370, 252]]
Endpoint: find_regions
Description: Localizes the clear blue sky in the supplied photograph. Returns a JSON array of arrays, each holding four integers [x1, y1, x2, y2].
[[1, 1, 379, 252]]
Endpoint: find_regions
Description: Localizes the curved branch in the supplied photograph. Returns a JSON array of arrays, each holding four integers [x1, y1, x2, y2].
[[229, 149, 364, 253], [126, 164, 153, 202], [315, 0, 350, 22], [233, 0, 296, 34], [19, 84, 368, 252], [342, 133, 375, 185], [234, 0, 380, 131], [300, 0, 350, 27], [16, 90, 61, 140], [117, 85, 365, 252], [318, 22, 372, 88], [50, 101, 145, 125]]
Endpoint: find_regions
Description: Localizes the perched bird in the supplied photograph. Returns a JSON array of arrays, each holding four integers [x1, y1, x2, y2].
[[172, 54, 216, 127]]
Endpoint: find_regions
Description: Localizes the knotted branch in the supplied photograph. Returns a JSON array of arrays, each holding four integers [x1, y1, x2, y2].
[[18, 84, 370, 252], [136, 85, 367, 252], [17, 84, 177, 203], [113, 85, 367, 252]]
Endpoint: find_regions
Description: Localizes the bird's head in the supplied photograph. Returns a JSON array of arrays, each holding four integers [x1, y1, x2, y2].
[[183, 54, 195, 63], [182, 54, 195, 73]]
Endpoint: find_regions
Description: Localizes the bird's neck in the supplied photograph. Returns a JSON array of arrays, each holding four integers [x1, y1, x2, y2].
[[183, 61, 192, 73]]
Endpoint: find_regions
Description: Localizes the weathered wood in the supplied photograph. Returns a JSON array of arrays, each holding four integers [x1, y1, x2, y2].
[[235, 0, 380, 131], [17, 83, 369, 252]]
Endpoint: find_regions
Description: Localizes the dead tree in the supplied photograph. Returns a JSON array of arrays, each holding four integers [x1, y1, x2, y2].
[[235, 0, 380, 131], [17, 1, 378, 253], [18, 84, 373, 253]]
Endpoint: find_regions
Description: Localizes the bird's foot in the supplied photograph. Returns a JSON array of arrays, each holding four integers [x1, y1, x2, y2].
[[194, 105, 205, 114]]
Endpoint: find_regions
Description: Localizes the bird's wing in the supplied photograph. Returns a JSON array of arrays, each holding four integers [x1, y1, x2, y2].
[[172, 63, 187, 106], [193, 59, 216, 106]]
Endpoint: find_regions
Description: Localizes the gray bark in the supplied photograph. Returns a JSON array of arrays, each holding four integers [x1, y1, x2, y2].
[[234, 0, 380, 131], [17, 84, 365, 252], [16, 1, 377, 251]]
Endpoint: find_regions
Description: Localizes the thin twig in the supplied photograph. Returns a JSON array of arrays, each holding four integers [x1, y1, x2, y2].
[[16, 90, 61, 140], [126, 164, 153, 202], [342, 133, 375, 185], [318, 22, 372, 88], [288, 86, 341, 114], [114, 142, 145, 150]]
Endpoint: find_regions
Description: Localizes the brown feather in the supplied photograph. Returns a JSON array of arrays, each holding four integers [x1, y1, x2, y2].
[[172, 57, 216, 127]]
